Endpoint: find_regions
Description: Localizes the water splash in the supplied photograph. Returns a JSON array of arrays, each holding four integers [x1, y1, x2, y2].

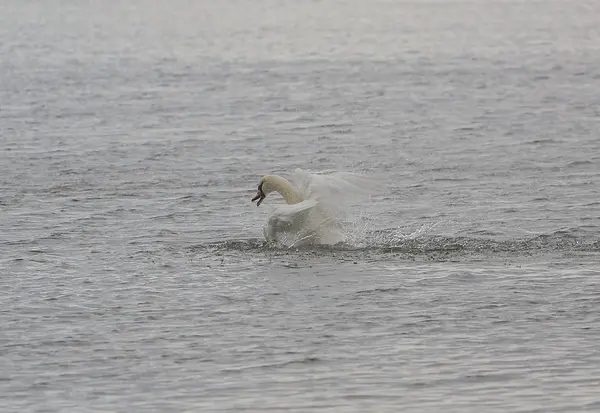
[[193, 228, 599, 259]]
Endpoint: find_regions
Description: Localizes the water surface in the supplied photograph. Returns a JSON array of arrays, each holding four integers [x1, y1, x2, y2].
[[1, 0, 599, 412]]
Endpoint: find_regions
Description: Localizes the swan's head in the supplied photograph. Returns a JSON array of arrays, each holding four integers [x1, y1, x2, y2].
[[252, 174, 298, 206], [251, 176, 271, 207]]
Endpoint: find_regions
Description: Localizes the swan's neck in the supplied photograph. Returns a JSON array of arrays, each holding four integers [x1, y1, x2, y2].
[[268, 175, 303, 205]]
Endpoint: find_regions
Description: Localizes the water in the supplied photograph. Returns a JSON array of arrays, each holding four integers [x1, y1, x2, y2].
[[1, 0, 599, 411]]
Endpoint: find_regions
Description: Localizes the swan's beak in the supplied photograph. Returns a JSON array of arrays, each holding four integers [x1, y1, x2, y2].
[[252, 190, 265, 206]]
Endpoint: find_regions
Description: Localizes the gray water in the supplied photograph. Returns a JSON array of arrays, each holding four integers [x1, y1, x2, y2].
[[1, 0, 600, 412]]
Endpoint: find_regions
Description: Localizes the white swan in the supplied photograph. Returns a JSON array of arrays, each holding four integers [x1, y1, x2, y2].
[[251, 168, 380, 246]]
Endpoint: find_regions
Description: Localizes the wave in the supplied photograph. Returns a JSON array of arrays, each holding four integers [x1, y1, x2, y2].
[[193, 229, 599, 258]]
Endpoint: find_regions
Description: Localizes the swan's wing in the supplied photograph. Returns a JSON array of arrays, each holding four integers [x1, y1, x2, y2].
[[291, 168, 382, 202], [265, 199, 318, 242], [271, 199, 318, 222]]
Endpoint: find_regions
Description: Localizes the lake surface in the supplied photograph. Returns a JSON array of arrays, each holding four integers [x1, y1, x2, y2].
[[1, 0, 599, 411]]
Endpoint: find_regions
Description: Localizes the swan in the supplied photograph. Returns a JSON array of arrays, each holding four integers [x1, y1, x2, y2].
[[251, 168, 380, 246]]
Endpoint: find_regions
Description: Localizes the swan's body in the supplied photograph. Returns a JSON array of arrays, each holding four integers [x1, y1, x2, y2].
[[251, 168, 380, 246]]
